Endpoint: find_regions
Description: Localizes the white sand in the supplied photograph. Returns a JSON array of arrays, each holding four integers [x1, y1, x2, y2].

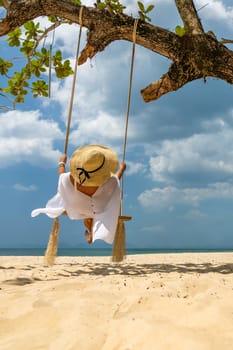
[[0, 253, 233, 350]]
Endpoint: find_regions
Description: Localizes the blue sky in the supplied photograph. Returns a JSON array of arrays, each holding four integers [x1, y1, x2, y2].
[[0, 0, 233, 249]]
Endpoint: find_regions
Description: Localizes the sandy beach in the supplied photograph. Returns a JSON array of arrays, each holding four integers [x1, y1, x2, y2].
[[0, 253, 233, 350]]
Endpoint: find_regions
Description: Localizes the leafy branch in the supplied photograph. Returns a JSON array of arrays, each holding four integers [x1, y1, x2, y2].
[[0, 19, 74, 107], [137, 1, 154, 22], [0, 0, 154, 107], [96, 0, 126, 14]]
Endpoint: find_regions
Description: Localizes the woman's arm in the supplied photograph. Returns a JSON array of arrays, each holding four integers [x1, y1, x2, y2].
[[58, 154, 67, 176], [115, 162, 126, 180]]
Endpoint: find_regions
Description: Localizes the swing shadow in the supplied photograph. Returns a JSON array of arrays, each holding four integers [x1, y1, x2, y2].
[[60, 261, 233, 277], [1, 262, 232, 286]]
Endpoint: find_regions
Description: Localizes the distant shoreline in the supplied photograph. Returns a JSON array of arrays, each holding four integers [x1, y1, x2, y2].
[[0, 247, 232, 256]]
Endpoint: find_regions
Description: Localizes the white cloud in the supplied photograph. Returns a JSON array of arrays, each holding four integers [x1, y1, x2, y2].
[[47, 78, 76, 121], [69, 111, 126, 146], [0, 110, 63, 168], [195, 0, 233, 22], [48, 40, 133, 119], [13, 184, 37, 192], [138, 182, 233, 209], [148, 123, 233, 184], [46, 54, 119, 123], [125, 160, 147, 176], [46, 45, 142, 148]]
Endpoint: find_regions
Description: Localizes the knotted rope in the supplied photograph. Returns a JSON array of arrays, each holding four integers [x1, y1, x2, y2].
[[44, 7, 84, 266], [112, 19, 138, 262]]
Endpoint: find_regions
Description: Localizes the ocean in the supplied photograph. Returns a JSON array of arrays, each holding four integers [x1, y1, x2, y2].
[[0, 248, 232, 256]]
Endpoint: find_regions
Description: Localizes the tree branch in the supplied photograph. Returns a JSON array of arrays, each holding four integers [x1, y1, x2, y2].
[[0, 1, 180, 62], [141, 34, 233, 102], [0, 0, 233, 104], [221, 38, 233, 45], [175, 0, 204, 34], [78, 19, 180, 64], [2, 0, 10, 10]]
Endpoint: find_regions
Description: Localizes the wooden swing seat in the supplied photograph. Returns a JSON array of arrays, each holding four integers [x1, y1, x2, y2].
[[119, 215, 132, 221]]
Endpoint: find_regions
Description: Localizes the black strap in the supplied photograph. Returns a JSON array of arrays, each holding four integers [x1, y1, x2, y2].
[[76, 156, 105, 185]]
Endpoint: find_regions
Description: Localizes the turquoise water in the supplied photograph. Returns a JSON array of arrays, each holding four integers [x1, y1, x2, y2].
[[0, 248, 232, 256]]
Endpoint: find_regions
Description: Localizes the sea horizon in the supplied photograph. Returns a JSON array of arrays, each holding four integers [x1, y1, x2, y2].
[[0, 247, 232, 257]]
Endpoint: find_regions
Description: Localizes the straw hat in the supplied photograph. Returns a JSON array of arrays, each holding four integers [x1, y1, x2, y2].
[[69, 145, 119, 186]]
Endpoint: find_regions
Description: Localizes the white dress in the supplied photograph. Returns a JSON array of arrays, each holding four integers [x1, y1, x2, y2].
[[31, 173, 121, 244]]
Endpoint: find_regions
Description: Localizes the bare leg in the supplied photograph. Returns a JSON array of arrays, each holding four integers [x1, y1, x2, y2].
[[83, 218, 93, 244]]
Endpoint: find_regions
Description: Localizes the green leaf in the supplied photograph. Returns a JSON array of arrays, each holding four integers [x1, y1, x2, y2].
[[31, 80, 49, 97], [97, 2, 106, 9], [145, 4, 155, 13], [24, 21, 34, 31], [35, 48, 50, 67], [24, 21, 43, 40], [96, 1, 125, 13], [30, 60, 40, 77], [72, 0, 81, 5], [2, 68, 29, 102], [48, 16, 58, 23], [55, 60, 73, 78], [175, 25, 185, 37], [137, 1, 145, 12], [137, 2, 154, 22], [7, 28, 22, 47], [52, 50, 62, 66], [0, 58, 13, 75], [20, 40, 35, 56]]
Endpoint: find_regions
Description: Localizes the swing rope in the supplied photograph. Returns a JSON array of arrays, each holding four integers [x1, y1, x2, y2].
[[112, 19, 138, 262], [64, 6, 84, 155], [122, 19, 138, 164], [44, 7, 84, 266], [121, 18, 138, 213], [48, 28, 55, 98]]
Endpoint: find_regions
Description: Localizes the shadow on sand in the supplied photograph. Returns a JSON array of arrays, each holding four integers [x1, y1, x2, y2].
[[1, 261, 233, 286]]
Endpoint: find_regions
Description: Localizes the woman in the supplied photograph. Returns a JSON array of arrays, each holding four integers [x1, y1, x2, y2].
[[31, 145, 126, 244]]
